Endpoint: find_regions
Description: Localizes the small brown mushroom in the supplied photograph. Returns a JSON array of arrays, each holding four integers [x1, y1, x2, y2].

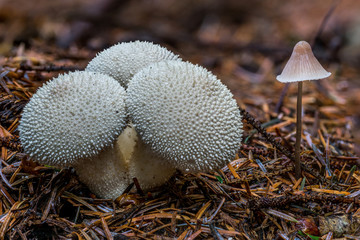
[[276, 41, 331, 178]]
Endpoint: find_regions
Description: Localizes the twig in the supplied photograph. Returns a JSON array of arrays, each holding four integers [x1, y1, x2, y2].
[[248, 191, 360, 210], [275, 83, 290, 114], [0, 136, 23, 152], [19, 63, 81, 72], [240, 108, 293, 159], [240, 108, 339, 186], [311, 0, 341, 46]]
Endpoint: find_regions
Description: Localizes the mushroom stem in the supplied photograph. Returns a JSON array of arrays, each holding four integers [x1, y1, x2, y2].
[[118, 125, 176, 190], [73, 143, 130, 199], [295, 81, 303, 178], [74, 125, 176, 199]]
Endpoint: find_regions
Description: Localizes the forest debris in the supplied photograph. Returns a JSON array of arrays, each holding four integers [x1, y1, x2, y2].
[[0, 3, 358, 237], [319, 214, 360, 237]]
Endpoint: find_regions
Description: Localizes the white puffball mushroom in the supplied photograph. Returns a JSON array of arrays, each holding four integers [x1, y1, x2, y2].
[[19, 71, 127, 167], [19, 70, 174, 200], [127, 61, 243, 173], [85, 41, 181, 88]]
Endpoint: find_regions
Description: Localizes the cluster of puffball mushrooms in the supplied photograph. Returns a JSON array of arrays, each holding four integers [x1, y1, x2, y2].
[[19, 41, 243, 199], [19, 40, 330, 199]]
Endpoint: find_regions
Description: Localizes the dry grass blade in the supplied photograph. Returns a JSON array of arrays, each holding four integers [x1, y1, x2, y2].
[[101, 217, 113, 240], [266, 209, 298, 223], [62, 191, 98, 212], [0, 201, 26, 238]]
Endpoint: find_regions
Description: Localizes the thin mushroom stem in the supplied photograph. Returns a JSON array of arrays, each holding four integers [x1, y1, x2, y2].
[[295, 81, 303, 178]]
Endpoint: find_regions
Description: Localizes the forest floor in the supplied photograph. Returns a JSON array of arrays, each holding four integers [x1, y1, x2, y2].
[[0, 0, 359, 239]]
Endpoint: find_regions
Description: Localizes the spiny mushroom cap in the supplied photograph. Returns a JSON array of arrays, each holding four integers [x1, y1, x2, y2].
[[19, 71, 127, 167], [127, 61, 243, 173], [276, 41, 331, 83], [85, 41, 181, 88]]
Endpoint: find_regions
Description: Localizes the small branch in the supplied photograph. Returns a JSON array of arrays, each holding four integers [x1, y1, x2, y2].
[[240, 108, 293, 159], [275, 83, 290, 114], [19, 63, 81, 72], [240, 108, 339, 186], [311, 0, 341, 46], [0, 136, 22, 152], [248, 191, 360, 210]]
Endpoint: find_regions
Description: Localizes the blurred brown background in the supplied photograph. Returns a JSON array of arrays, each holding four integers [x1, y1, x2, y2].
[[0, 0, 359, 143]]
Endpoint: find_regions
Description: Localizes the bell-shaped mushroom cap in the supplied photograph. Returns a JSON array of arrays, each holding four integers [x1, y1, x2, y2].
[[276, 41, 331, 83], [127, 61, 243, 173], [85, 41, 181, 88], [19, 71, 127, 167]]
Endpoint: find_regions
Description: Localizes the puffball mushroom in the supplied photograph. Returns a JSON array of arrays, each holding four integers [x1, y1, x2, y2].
[[86, 41, 181, 88], [19, 71, 127, 167], [127, 60, 243, 173], [276, 41, 331, 178], [19, 71, 175, 199]]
